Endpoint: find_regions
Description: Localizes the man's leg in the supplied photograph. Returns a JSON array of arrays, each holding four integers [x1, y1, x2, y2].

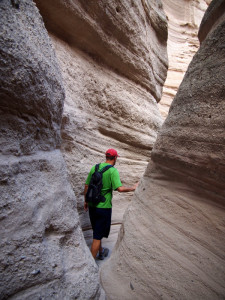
[[91, 239, 101, 258], [99, 240, 103, 253]]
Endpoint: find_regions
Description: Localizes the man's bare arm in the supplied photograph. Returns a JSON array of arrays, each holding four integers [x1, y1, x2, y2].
[[84, 184, 88, 196], [117, 182, 139, 193]]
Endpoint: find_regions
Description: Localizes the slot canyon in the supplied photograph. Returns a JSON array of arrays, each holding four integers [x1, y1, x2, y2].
[[0, 0, 224, 299]]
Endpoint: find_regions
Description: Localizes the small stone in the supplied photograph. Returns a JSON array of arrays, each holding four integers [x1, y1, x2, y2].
[[31, 269, 40, 275]]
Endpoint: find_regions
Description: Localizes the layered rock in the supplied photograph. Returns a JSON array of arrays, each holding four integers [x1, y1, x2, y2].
[[35, 0, 168, 102], [0, 0, 102, 299], [34, 0, 168, 232], [101, 0, 225, 299], [159, 0, 210, 118]]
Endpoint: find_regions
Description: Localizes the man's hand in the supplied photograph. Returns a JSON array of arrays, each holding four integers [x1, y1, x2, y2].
[[84, 202, 88, 212], [117, 181, 139, 193]]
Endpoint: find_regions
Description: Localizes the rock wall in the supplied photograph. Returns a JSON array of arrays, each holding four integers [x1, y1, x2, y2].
[[34, 0, 168, 234], [101, 0, 225, 299], [0, 1, 103, 299], [159, 0, 210, 118]]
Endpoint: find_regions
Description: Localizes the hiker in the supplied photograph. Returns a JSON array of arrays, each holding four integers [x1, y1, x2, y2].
[[84, 148, 138, 260]]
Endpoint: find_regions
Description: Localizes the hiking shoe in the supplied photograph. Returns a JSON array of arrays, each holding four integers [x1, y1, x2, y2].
[[98, 247, 109, 260]]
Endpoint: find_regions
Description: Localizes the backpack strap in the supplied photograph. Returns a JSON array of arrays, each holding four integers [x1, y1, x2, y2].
[[95, 164, 100, 172], [100, 165, 113, 173], [100, 165, 113, 197], [95, 164, 113, 173]]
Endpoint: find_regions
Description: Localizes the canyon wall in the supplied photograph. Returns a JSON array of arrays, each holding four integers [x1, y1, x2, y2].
[[1, 0, 169, 298], [0, 1, 103, 299], [34, 0, 168, 235], [159, 0, 210, 118], [101, 0, 225, 299]]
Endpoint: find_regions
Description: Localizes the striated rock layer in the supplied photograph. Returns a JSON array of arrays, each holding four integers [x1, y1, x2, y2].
[[34, 0, 168, 232], [0, 0, 103, 299], [159, 0, 210, 118], [101, 0, 225, 299], [35, 0, 168, 102]]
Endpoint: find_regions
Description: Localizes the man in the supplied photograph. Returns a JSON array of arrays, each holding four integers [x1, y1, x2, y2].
[[84, 148, 138, 260]]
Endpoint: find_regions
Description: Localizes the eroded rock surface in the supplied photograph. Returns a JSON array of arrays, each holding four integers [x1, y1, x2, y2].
[[101, 0, 225, 299], [159, 0, 210, 118], [0, 1, 102, 299], [35, 0, 168, 102], [34, 0, 168, 233]]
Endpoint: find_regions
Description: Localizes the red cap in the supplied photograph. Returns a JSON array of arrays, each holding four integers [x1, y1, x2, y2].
[[105, 148, 119, 157]]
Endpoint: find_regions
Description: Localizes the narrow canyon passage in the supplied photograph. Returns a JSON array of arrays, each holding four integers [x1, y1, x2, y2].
[[1, 0, 224, 299], [81, 0, 211, 268]]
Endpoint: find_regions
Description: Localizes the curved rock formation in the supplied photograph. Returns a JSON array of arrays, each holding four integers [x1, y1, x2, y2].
[[101, 0, 225, 299], [0, 0, 102, 299], [34, 0, 168, 234], [198, 0, 225, 43], [159, 0, 210, 118], [35, 0, 168, 102]]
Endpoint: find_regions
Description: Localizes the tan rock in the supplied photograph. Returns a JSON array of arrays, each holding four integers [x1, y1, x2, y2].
[[0, 0, 102, 298], [34, 0, 168, 234], [52, 35, 163, 229], [159, 0, 210, 118], [101, 0, 225, 299], [35, 0, 168, 102]]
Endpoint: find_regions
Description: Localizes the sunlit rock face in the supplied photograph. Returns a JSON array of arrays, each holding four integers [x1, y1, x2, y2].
[[159, 0, 210, 118], [34, 0, 168, 233], [0, 0, 103, 299], [101, 0, 225, 299]]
